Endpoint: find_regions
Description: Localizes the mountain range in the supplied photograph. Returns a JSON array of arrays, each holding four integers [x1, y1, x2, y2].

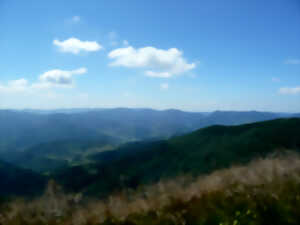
[[53, 118, 300, 197], [0, 109, 300, 198], [0, 108, 299, 173]]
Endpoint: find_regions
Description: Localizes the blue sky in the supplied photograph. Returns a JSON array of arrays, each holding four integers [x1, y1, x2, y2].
[[0, 0, 300, 112]]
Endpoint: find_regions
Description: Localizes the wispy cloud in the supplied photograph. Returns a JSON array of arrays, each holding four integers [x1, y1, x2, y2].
[[279, 86, 300, 95], [0, 79, 30, 93], [108, 46, 196, 78], [53, 38, 102, 54], [284, 59, 300, 65]]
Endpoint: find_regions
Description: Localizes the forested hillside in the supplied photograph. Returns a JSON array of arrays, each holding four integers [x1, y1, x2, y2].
[[1, 109, 292, 172], [0, 160, 46, 197], [54, 118, 300, 196]]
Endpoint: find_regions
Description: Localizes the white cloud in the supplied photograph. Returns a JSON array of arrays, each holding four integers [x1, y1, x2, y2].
[[146, 71, 173, 78], [271, 77, 280, 82], [108, 46, 196, 78], [53, 38, 102, 54], [279, 86, 300, 95], [0, 79, 30, 93], [38, 68, 87, 86], [160, 83, 169, 90], [0, 68, 87, 94], [284, 59, 300, 65], [9, 79, 28, 87]]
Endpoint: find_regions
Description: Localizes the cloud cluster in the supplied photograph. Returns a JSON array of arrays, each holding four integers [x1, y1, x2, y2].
[[53, 38, 102, 54], [108, 46, 196, 78], [279, 86, 300, 95], [0, 79, 30, 93], [0, 68, 87, 94], [39, 68, 87, 86]]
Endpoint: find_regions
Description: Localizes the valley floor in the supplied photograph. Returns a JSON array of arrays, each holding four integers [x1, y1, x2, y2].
[[1, 152, 300, 225]]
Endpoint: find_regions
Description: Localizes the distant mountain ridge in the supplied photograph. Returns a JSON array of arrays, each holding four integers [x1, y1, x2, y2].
[[1, 118, 300, 198], [1, 108, 298, 151], [0, 108, 299, 172]]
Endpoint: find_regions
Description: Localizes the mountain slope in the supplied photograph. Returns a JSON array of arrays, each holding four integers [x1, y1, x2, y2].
[[3, 155, 300, 225], [0, 109, 292, 154], [54, 118, 300, 196], [2, 136, 121, 173], [0, 109, 205, 153], [198, 110, 279, 126], [0, 160, 46, 197], [1, 109, 298, 173], [0, 110, 105, 152]]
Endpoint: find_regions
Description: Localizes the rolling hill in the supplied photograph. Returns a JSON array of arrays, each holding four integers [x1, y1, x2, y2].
[[0, 109, 293, 153], [1, 136, 121, 173], [53, 118, 300, 196], [1, 108, 293, 171], [0, 160, 46, 197]]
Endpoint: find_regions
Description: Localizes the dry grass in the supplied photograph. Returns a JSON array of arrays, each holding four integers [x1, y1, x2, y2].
[[1, 152, 300, 225]]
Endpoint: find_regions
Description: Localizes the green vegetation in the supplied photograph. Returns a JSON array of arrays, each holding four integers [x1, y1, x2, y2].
[[0, 109, 284, 153], [0, 109, 296, 174], [0, 118, 299, 224], [1, 154, 300, 225], [1, 118, 299, 201], [0, 160, 46, 197], [3, 137, 120, 173], [54, 118, 300, 196]]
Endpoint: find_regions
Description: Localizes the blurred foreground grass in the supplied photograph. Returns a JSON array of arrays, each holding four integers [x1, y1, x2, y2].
[[1, 152, 300, 225]]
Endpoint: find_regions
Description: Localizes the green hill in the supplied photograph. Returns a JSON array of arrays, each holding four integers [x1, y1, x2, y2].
[[0, 109, 288, 153], [2, 109, 289, 173], [1, 136, 122, 173], [0, 160, 46, 197], [54, 118, 300, 196], [3, 153, 300, 225]]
